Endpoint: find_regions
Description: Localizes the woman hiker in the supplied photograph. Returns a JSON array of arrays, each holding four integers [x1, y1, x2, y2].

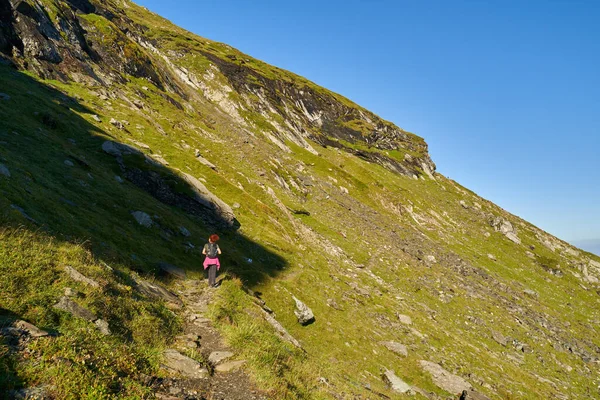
[[203, 234, 222, 287]]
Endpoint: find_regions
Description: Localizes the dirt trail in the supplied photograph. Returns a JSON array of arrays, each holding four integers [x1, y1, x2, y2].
[[153, 278, 269, 400]]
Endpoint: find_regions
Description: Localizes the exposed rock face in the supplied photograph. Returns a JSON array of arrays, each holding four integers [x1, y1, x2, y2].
[[292, 296, 315, 325], [490, 217, 521, 244], [181, 173, 236, 228]]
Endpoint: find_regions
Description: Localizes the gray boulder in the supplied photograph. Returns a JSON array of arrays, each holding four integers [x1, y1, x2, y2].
[[53, 296, 96, 321], [460, 390, 493, 400], [293, 296, 315, 325], [132, 211, 153, 227], [162, 349, 209, 379], [13, 320, 49, 338], [208, 351, 234, 365], [382, 370, 412, 393], [101, 141, 138, 157], [0, 163, 10, 177], [0, 93, 10, 101], [179, 226, 191, 237], [64, 265, 100, 288], [215, 360, 246, 373], [491, 330, 508, 346], [397, 314, 413, 325], [419, 360, 471, 394], [95, 319, 111, 336], [380, 341, 408, 357]]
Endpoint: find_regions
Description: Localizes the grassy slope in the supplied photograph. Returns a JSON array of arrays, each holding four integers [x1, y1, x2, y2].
[[0, 1, 599, 399]]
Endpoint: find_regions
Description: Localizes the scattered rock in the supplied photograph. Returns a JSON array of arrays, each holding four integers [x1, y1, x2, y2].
[[326, 298, 343, 311], [0, 93, 10, 101], [10, 204, 37, 223], [215, 360, 246, 373], [523, 289, 538, 298], [63, 265, 100, 288], [162, 349, 209, 379], [9, 386, 52, 400], [491, 330, 507, 346], [487, 254, 497, 261], [64, 287, 77, 297], [459, 390, 493, 400], [382, 370, 412, 393], [158, 262, 186, 279], [397, 314, 412, 325], [95, 319, 111, 336], [460, 200, 469, 209], [425, 255, 437, 264], [380, 341, 408, 357], [132, 276, 183, 308], [53, 296, 96, 321], [132, 211, 153, 227], [419, 360, 471, 394], [340, 186, 349, 194], [110, 118, 125, 129], [92, 115, 101, 122], [13, 320, 49, 338], [115, 175, 124, 183], [232, 203, 241, 209], [293, 296, 315, 325], [102, 140, 139, 157], [179, 226, 191, 237], [0, 163, 11, 177], [208, 351, 234, 365]]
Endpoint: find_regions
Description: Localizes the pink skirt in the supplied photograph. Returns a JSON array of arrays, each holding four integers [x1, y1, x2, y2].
[[203, 257, 220, 270]]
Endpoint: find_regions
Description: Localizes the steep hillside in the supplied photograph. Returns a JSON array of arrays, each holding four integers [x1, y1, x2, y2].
[[1, 1, 599, 399]]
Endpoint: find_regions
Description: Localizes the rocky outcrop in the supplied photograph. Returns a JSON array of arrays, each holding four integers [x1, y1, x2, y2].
[[180, 172, 236, 228], [490, 216, 521, 244]]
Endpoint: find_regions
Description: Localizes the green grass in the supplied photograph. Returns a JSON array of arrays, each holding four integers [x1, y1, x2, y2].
[[1, 2, 599, 398]]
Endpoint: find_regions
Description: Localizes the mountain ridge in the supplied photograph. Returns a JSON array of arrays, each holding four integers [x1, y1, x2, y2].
[[1, 1, 600, 399]]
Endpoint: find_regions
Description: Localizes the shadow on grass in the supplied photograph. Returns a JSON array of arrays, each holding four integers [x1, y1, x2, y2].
[[0, 64, 285, 288], [0, 308, 25, 394]]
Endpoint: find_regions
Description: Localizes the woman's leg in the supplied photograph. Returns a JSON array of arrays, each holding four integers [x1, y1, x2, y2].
[[208, 264, 217, 286]]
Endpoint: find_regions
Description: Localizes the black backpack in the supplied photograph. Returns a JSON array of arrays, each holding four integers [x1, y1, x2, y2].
[[206, 243, 219, 259]]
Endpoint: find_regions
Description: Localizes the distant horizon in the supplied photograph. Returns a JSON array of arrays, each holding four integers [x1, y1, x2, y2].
[[570, 239, 600, 257]]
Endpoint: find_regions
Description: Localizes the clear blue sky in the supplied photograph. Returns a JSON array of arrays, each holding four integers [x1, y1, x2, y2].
[[136, 0, 600, 243]]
